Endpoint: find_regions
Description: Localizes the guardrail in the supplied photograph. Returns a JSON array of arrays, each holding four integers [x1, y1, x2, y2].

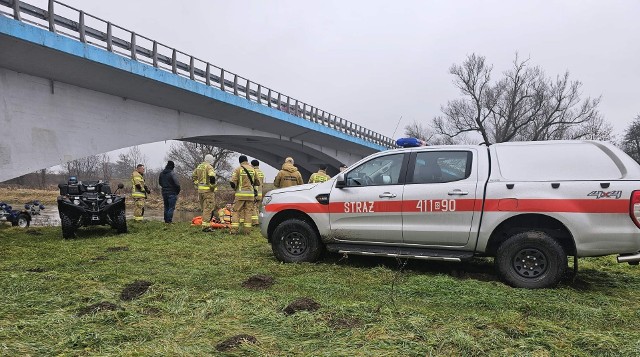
[[0, 0, 396, 148]]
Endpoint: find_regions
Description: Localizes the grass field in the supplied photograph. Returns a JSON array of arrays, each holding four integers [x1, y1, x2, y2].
[[1, 223, 640, 356]]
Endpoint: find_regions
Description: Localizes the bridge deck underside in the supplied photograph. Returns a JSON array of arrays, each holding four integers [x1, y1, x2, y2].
[[0, 20, 384, 180]]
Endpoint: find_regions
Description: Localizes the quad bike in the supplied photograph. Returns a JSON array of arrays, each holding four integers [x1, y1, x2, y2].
[[57, 177, 127, 239], [0, 202, 31, 228], [24, 201, 46, 216]]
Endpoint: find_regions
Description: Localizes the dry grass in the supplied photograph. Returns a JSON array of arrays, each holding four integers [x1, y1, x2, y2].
[[2, 222, 640, 355]]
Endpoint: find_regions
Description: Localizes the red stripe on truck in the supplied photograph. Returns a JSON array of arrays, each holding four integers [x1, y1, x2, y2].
[[265, 199, 629, 214]]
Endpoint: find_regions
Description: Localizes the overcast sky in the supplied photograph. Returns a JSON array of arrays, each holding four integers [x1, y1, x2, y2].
[[48, 0, 640, 176]]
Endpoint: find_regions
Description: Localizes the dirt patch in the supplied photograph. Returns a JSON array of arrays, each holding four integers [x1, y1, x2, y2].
[[120, 280, 152, 301], [90, 256, 108, 262], [77, 301, 122, 316], [216, 334, 258, 352], [25, 229, 42, 235], [241, 274, 275, 290], [106, 246, 129, 252], [283, 297, 321, 315], [328, 316, 362, 329], [26, 267, 46, 273]]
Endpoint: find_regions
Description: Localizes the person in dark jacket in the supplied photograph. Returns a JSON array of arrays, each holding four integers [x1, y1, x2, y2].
[[159, 160, 181, 223]]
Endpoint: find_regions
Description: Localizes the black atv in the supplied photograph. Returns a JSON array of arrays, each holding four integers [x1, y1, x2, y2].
[[57, 177, 127, 239]]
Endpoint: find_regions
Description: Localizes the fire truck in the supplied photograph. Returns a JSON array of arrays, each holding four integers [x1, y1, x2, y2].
[[260, 140, 640, 288]]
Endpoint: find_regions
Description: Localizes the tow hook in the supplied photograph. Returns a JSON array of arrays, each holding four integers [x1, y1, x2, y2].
[[617, 253, 640, 265]]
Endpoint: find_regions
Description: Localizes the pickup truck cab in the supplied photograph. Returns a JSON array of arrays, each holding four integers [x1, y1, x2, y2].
[[260, 140, 640, 288]]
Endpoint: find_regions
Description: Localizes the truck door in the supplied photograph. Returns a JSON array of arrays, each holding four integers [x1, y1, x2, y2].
[[329, 153, 408, 243], [402, 150, 479, 246]]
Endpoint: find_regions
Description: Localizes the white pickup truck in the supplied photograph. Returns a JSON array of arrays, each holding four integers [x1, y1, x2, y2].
[[260, 141, 640, 288]]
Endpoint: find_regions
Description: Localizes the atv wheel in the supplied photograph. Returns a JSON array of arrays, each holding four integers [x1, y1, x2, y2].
[[272, 219, 323, 263], [12, 213, 30, 228], [114, 209, 127, 234], [496, 231, 567, 289], [60, 213, 76, 239]]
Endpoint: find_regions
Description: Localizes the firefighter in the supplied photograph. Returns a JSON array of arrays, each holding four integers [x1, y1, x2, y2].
[[273, 157, 303, 188], [192, 154, 216, 226], [130, 164, 150, 222], [308, 165, 330, 184], [251, 159, 265, 225], [217, 203, 233, 225], [230, 155, 260, 234]]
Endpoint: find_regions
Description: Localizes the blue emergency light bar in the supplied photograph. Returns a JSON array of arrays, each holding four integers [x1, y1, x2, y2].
[[396, 137, 424, 148]]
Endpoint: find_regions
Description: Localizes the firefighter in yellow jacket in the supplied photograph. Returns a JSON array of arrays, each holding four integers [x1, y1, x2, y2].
[[251, 159, 265, 225], [192, 154, 216, 226], [131, 164, 150, 221], [230, 155, 260, 234], [309, 165, 331, 184], [273, 157, 303, 188]]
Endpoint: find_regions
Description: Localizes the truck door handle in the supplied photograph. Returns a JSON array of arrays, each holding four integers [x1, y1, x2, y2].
[[448, 190, 468, 196], [379, 192, 397, 198]]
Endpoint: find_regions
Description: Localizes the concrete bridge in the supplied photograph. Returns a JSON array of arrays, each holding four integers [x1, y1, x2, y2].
[[0, 0, 395, 182]]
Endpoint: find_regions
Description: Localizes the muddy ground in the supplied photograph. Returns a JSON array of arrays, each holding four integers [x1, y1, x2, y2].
[[283, 297, 320, 315], [120, 280, 152, 301], [216, 334, 258, 352]]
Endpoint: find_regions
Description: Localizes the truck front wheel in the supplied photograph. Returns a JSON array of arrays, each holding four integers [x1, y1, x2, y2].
[[271, 219, 323, 263], [496, 231, 567, 289]]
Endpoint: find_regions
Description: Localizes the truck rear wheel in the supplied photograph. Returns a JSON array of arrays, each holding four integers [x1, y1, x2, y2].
[[496, 231, 566, 289], [271, 219, 323, 263]]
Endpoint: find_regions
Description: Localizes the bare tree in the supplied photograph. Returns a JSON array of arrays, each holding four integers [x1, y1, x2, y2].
[[65, 154, 104, 179], [434, 53, 611, 143], [113, 146, 148, 179], [622, 115, 640, 164], [166, 141, 235, 181], [404, 121, 464, 145]]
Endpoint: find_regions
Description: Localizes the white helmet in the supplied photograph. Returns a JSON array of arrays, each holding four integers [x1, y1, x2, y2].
[[204, 154, 214, 164]]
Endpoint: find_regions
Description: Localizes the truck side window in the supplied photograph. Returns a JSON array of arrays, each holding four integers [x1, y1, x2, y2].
[[410, 151, 472, 184], [345, 153, 404, 187]]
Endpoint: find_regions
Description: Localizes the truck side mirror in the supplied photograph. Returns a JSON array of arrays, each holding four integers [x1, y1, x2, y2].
[[335, 174, 346, 189]]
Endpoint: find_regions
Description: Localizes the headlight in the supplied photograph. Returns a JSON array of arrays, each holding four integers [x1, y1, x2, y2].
[[106, 199, 112, 204], [73, 199, 80, 205], [262, 195, 272, 206]]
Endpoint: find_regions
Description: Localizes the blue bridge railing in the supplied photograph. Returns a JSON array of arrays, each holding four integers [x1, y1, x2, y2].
[[0, 0, 396, 148]]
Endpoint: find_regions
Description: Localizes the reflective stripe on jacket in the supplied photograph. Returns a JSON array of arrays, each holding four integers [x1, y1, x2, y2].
[[231, 162, 259, 201], [193, 162, 216, 192], [309, 170, 330, 184], [253, 167, 265, 199], [131, 170, 146, 198]]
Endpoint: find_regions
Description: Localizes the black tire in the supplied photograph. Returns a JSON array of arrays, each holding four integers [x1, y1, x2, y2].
[[18, 213, 30, 228], [12, 213, 30, 228], [60, 213, 76, 239], [114, 209, 127, 234], [496, 231, 567, 289], [271, 218, 323, 263]]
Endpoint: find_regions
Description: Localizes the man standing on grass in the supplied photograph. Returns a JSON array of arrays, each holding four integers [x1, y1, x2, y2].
[[229, 155, 260, 234], [159, 160, 181, 224], [131, 164, 150, 222], [192, 154, 216, 226], [251, 159, 265, 226], [273, 157, 303, 188]]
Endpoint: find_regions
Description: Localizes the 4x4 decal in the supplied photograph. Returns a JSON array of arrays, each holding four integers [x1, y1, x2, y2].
[[587, 190, 623, 199]]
